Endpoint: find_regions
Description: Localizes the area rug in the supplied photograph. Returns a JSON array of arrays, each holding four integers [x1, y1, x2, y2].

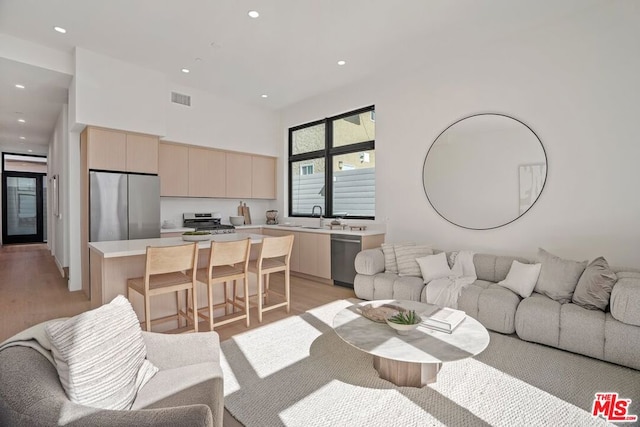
[[220, 299, 640, 426]]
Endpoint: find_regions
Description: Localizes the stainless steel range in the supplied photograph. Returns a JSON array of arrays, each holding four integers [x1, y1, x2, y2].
[[183, 212, 236, 234]]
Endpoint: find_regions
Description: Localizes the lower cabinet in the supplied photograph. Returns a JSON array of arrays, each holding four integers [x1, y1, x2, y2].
[[260, 229, 331, 279]]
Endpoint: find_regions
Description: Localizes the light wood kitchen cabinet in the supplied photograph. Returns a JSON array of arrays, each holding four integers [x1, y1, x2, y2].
[[188, 147, 226, 197], [226, 152, 252, 198], [261, 228, 300, 272], [85, 127, 127, 171], [298, 231, 331, 279], [251, 155, 276, 199], [84, 126, 159, 174], [126, 133, 158, 174], [158, 143, 189, 196]]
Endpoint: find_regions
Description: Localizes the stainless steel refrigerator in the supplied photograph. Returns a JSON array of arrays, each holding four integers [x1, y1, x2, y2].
[[89, 171, 161, 242]]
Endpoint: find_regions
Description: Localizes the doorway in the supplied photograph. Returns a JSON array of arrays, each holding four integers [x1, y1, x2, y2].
[[2, 153, 47, 245]]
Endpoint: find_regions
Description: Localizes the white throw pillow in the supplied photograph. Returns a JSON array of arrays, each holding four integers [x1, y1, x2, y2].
[[45, 295, 158, 410], [416, 252, 453, 283], [497, 260, 542, 298]]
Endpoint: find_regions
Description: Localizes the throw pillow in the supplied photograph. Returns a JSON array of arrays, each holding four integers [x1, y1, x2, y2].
[[534, 248, 588, 304], [395, 245, 434, 277], [381, 242, 415, 273], [45, 295, 158, 410], [572, 256, 617, 311], [497, 260, 542, 298], [416, 252, 453, 283]]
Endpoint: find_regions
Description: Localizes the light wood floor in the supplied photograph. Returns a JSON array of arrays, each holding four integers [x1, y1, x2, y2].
[[0, 243, 357, 343]]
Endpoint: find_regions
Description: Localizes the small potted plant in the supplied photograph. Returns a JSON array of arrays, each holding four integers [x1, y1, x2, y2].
[[386, 310, 421, 335]]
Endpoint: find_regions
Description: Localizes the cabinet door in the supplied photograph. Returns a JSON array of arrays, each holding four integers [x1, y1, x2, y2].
[[87, 127, 126, 171], [126, 133, 158, 174], [298, 232, 331, 278], [158, 143, 189, 196], [251, 155, 276, 199], [226, 152, 252, 198], [188, 148, 226, 197]]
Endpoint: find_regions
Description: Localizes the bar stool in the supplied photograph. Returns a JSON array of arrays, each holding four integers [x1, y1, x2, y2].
[[127, 242, 199, 333], [248, 234, 294, 323], [195, 238, 251, 330]]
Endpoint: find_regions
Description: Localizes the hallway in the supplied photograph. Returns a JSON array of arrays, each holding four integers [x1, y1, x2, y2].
[[0, 244, 90, 341]]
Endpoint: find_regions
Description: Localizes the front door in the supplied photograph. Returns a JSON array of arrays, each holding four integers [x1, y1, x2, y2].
[[2, 172, 45, 244]]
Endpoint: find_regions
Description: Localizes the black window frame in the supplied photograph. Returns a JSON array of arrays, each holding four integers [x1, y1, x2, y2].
[[288, 105, 375, 220]]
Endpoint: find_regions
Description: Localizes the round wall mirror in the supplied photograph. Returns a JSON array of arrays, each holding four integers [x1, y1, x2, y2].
[[422, 113, 547, 230]]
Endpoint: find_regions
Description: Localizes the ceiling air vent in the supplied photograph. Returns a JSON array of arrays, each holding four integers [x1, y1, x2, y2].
[[171, 91, 191, 106]]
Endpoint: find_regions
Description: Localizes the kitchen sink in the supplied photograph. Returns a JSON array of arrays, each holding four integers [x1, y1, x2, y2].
[[301, 226, 323, 229]]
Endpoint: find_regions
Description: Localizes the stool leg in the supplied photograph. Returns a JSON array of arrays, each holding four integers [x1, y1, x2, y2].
[[285, 268, 291, 313], [243, 276, 250, 327], [144, 294, 151, 332], [192, 283, 198, 332], [257, 273, 263, 323], [264, 273, 270, 304], [208, 281, 214, 331], [224, 282, 229, 315]]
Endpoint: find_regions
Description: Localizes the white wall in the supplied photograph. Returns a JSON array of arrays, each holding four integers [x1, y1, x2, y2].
[[72, 48, 167, 136], [48, 104, 68, 274], [280, 4, 640, 266]]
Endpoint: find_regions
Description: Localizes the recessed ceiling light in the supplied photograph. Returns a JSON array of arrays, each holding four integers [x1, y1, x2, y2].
[[18, 118, 25, 123], [19, 136, 26, 140], [15, 84, 25, 89], [181, 68, 190, 73], [54, 26, 66, 34], [261, 94, 268, 98], [248, 10, 260, 18], [337, 60, 346, 66], [28, 149, 33, 153]]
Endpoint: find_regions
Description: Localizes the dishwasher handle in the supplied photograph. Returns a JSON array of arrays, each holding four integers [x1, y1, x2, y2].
[[331, 238, 361, 244]]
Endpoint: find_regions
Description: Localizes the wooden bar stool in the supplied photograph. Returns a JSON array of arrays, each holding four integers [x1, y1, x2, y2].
[[195, 238, 251, 330], [248, 234, 294, 323], [127, 242, 199, 333]]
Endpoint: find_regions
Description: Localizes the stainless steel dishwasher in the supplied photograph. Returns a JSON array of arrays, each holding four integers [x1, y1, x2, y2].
[[331, 234, 361, 288]]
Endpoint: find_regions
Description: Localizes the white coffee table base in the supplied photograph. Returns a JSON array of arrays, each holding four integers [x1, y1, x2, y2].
[[373, 356, 441, 387]]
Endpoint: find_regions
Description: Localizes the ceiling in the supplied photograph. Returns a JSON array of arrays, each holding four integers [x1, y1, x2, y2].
[[0, 0, 604, 154]]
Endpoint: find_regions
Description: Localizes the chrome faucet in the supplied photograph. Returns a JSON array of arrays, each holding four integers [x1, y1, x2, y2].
[[311, 205, 323, 227]]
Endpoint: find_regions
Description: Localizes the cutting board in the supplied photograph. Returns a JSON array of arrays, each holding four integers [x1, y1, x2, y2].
[[242, 202, 252, 225]]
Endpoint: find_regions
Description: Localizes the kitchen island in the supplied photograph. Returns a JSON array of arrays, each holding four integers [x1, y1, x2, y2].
[[88, 232, 267, 329]]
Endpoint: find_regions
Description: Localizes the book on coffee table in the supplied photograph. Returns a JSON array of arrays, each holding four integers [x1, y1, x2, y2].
[[420, 307, 466, 334]]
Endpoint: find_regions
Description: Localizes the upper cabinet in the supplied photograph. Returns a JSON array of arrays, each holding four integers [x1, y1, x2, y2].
[[188, 147, 226, 198], [226, 152, 252, 198], [158, 140, 276, 199], [158, 143, 189, 196], [126, 133, 159, 174], [84, 126, 158, 174], [251, 155, 276, 199]]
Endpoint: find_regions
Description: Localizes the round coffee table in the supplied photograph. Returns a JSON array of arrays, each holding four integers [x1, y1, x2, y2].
[[333, 300, 490, 387]]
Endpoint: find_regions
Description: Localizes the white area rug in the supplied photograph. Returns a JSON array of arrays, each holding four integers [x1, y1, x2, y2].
[[220, 300, 640, 426]]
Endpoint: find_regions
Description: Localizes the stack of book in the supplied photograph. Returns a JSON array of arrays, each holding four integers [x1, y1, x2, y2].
[[420, 306, 466, 334]]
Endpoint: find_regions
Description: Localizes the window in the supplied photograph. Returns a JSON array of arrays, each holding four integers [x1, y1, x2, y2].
[[289, 106, 375, 219], [300, 164, 314, 175]]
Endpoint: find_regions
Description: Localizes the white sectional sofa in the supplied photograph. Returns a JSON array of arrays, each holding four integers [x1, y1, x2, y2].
[[354, 245, 640, 370]]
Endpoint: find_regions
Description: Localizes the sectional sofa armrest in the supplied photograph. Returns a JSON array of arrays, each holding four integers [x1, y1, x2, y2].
[[143, 331, 221, 370], [610, 272, 640, 326], [355, 248, 385, 275]]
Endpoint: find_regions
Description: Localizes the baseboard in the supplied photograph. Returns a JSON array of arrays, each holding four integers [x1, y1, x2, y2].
[[53, 256, 68, 279]]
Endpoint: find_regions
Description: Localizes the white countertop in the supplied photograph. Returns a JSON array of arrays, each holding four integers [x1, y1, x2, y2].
[[261, 224, 385, 237], [89, 232, 267, 258]]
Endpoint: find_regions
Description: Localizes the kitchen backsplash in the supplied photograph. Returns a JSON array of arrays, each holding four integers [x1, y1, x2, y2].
[[161, 197, 276, 227]]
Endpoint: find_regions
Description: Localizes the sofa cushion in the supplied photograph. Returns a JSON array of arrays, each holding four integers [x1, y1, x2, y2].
[[354, 248, 385, 276], [395, 245, 433, 277], [604, 312, 640, 370], [393, 276, 427, 301], [45, 295, 158, 410], [609, 272, 640, 326], [416, 252, 452, 283], [497, 260, 541, 298], [473, 253, 530, 283], [381, 242, 414, 274], [516, 293, 561, 347], [558, 303, 605, 361], [571, 257, 617, 311], [534, 248, 587, 304]]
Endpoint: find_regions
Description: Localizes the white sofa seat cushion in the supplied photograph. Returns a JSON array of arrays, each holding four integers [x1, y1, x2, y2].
[[45, 295, 158, 410]]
